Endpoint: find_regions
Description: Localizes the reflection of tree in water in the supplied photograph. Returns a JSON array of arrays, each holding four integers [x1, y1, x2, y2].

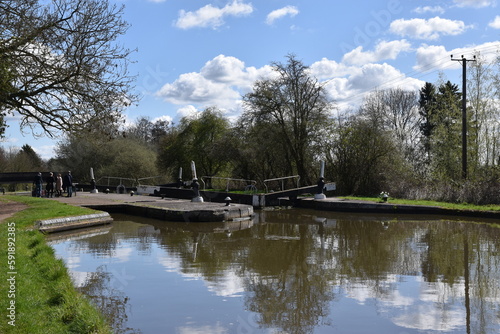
[[78, 265, 141, 334], [244, 223, 334, 334]]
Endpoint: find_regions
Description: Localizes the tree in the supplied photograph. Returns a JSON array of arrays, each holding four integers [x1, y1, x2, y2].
[[431, 81, 463, 180], [242, 54, 334, 184], [326, 112, 395, 196], [360, 88, 420, 168], [467, 53, 497, 168], [0, 0, 136, 137], [158, 107, 232, 180], [54, 134, 160, 183], [126, 116, 172, 148], [418, 82, 438, 164], [232, 118, 292, 184]]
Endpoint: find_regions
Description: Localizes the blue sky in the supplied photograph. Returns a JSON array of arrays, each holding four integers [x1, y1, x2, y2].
[[3, 0, 500, 159]]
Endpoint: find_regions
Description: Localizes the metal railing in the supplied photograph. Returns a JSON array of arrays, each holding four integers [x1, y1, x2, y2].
[[263, 175, 300, 193], [200, 176, 257, 192]]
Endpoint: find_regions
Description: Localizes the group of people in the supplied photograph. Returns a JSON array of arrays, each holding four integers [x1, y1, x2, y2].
[[33, 171, 73, 198]]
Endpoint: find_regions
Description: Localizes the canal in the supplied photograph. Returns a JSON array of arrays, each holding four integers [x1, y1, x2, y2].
[[48, 209, 500, 334]]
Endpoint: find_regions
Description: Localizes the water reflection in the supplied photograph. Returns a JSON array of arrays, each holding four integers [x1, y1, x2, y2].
[[49, 209, 500, 334]]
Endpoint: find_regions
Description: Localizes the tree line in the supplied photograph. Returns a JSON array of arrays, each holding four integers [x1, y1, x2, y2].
[[3, 53, 500, 204]]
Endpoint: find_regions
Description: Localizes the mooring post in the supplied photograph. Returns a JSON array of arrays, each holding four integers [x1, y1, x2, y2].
[[191, 161, 203, 202], [315, 161, 326, 200], [178, 167, 183, 188], [90, 167, 98, 193]]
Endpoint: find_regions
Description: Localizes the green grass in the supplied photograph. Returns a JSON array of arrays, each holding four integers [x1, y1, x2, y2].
[[0, 196, 111, 334], [340, 196, 500, 212]]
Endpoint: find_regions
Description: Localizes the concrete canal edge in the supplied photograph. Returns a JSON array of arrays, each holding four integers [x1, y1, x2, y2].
[[37, 202, 254, 233], [298, 197, 500, 220], [83, 202, 254, 223], [36, 212, 113, 233]]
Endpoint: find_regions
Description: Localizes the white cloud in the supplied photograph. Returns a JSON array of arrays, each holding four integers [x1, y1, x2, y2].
[[174, 1, 253, 30], [265, 6, 299, 25], [156, 55, 273, 112], [32, 145, 56, 160], [158, 53, 429, 119], [414, 42, 500, 72], [342, 40, 412, 66], [309, 58, 424, 107], [309, 58, 353, 79], [489, 15, 500, 29], [348, 63, 423, 93], [390, 16, 468, 40], [156, 72, 239, 106], [453, 0, 496, 8], [176, 105, 199, 119], [412, 6, 445, 14], [201, 54, 246, 83], [413, 44, 451, 72]]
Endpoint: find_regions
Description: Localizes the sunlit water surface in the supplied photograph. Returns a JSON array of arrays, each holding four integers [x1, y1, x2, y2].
[[49, 209, 500, 334]]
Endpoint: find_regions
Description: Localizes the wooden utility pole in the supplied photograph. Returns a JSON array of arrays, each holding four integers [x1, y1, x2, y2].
[[451, 54, 476, 179]]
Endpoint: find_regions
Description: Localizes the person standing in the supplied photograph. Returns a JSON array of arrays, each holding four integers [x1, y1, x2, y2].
[[55, 173, 63, 197], [63, 171, 73, 197], [45, 172, 55, 198], [33, 172, 43, 197]]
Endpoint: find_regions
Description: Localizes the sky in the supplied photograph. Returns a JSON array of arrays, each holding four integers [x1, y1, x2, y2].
[[3, 0, 500, 159]]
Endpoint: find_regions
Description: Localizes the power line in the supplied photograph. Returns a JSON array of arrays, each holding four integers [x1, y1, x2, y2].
[[337, 43, 499, 106]]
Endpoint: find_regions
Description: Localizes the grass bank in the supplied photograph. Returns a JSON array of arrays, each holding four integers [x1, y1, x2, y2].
[[0, 196, 112, 334], [340, 196, 500, 212]]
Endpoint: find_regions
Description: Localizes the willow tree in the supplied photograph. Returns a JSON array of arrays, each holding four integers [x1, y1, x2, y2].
[[158, 107, 232, 180], [242, 54, 334, 184], [0, 0, 136, 137]]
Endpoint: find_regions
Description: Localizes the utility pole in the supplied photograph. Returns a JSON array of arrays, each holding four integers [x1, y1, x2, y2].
[[451, 54, 476, 179]]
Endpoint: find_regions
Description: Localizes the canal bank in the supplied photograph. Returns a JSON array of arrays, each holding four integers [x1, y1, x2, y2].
[[298, 197, 500, 220], [0, 196, 112, 334], [49, 192, 500, 223], [49, 193, 254, 225]]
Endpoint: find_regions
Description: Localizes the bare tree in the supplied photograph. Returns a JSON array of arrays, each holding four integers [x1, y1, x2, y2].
[[242, 54, 334, 184], [0, 0, 136, 137], [360, 88, 421, 166], [468, 52, 498, 168]]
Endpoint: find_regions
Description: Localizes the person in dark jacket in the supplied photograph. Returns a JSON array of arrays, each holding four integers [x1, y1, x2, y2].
[[63, 171, 73, 197], [33, 172, 43, 197], [45, 172, 55, 198]]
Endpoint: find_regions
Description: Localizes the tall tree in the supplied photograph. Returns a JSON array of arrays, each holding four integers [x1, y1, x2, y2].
[[326, 114, 394, 195], [468, 53, 497, 168], [360, 88, 420, 168], [431, 81, 463, 180], [158, 107, 232, 180], [242, 54, 334, 184], [0, 0, 136, 137], [419, 82, 438, 161]]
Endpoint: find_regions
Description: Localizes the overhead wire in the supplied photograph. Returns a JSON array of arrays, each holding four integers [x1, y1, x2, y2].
[[334, 42, 500, 107]]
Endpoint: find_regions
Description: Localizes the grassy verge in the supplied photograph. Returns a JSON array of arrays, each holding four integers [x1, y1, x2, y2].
[[340, 196, 500, 212], [0, 196, 112, 334]]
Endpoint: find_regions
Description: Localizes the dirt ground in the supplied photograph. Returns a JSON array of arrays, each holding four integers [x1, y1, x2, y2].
[[0, 200, 27, 223]]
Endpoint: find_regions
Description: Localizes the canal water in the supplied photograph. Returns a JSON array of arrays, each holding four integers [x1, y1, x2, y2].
[[48, 209, 500, 334]]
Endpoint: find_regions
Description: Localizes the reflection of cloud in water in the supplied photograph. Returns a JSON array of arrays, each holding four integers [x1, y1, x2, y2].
[[65, 254, 81, 269], [205, 269, 245, 298], [69, 270, 90, 287], [344, 276, 466, 332], [177, 323, 228, 334], [157, 253, 244, 297], [392, 304, 464, 331], [112, 246, 133, 263]]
